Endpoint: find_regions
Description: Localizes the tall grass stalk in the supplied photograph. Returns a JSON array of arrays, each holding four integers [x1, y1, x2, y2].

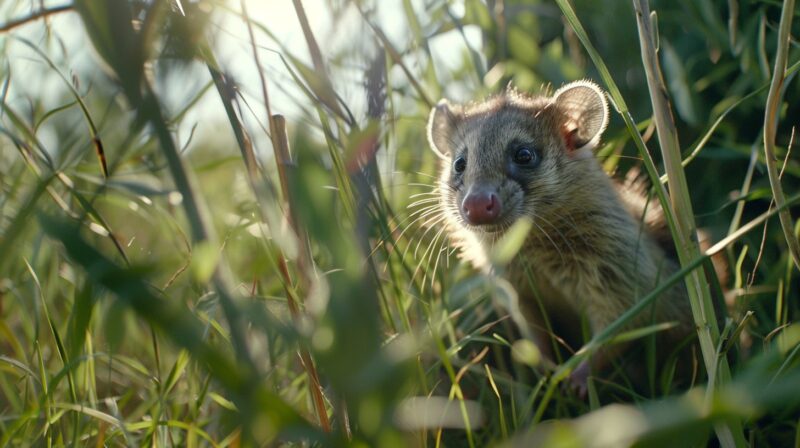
[[356, 4, 434, 108], [137, 82, 258, 374], [239, 0, 332, 430], [272, 115, 333, 432], [762, 0, 800, 270], [632, 1, 742, 446], [291, 0, 352, 124]]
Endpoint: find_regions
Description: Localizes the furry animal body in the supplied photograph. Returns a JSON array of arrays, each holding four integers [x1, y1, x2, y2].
[[426, 81, 696, 392]]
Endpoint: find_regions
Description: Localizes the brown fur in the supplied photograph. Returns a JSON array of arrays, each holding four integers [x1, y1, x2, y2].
[[427, 81, 696, 390]]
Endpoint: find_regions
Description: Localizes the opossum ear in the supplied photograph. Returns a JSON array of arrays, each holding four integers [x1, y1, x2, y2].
[[552, 80, 609, 152], [427, 99, 458, 159]]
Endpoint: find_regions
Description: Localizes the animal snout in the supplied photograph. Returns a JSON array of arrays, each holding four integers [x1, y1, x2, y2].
[[462, 189, 502, 225]]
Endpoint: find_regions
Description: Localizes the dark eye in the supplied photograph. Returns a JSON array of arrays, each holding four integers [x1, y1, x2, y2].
[[513, 146, 538, 166], [453, 156, 466, 173]]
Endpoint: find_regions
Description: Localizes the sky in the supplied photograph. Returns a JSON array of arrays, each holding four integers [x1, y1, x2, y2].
[[1, 0, 481, 164]]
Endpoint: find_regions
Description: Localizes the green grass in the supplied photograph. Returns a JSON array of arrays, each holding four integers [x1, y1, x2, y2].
[[1, 0, 800, 446]]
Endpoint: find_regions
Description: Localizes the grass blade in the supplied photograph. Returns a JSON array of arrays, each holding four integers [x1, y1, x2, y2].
[[762, 0, 800, 270]]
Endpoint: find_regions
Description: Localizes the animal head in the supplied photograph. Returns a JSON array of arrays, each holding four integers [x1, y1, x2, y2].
[[427, 80, 609, 238]]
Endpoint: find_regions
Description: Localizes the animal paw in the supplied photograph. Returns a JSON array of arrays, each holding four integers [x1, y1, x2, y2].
[[567, 360, 591, 399]]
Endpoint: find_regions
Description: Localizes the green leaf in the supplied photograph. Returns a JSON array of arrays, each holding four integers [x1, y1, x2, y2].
[[511, 339, 541, 366], [72, 0, 144, 103], [104, 300, 128, 352], [508, 27, 541, 66], [662, 42, 699, 126], [491, 218, 533, 267], [67, 281, 95, 359], [190, 242, 220, 284], [607, 322, 678, 345]]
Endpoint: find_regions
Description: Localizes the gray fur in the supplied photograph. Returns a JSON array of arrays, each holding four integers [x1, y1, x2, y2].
[[427, 81, 694, 379]]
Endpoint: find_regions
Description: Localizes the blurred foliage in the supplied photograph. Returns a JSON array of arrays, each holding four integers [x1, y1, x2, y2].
[[0, 0, 799, 446]]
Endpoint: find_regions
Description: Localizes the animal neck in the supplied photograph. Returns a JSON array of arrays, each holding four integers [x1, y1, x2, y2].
[[529, 172, 634, 259]]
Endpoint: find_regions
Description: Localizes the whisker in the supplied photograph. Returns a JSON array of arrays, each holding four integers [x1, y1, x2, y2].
[[409, 190, 441, 199], [407, 197, 441, 208], [431, 244, 450, 289], [545, 207, 594, 252], [532, 212, 577, 261], [415, 221, 451, 287], [413, 214, 449, 260], [368, 204, 443, 259], [390, 211, 445, 254], [407, 182, 438, 189], [531, 219, 566, 263]]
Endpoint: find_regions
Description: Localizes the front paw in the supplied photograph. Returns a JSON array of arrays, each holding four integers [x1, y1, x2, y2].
[[567, 360, 591, 398]]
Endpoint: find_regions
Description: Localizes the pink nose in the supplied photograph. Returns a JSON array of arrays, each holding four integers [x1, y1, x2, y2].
[[462, 190, 502, 225]]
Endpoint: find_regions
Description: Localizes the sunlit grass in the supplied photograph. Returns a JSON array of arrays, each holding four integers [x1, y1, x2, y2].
[[1, 0, 799, 447]]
